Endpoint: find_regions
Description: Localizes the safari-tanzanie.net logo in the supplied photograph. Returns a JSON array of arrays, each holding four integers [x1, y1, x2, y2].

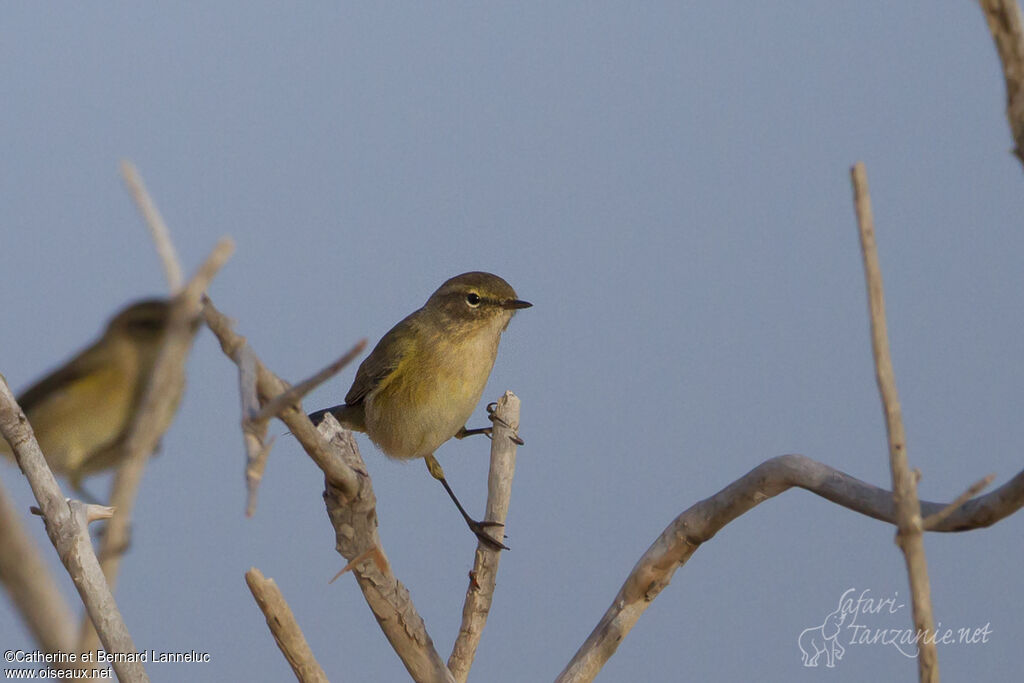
[[797, 588, 992, 668]]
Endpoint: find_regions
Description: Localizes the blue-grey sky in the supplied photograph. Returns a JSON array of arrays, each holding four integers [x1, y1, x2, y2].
[[2, 3, 1022, 681]]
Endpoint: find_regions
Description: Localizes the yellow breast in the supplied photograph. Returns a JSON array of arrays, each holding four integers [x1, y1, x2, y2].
[[363, 319, 502, 459], [22, 353, 137, 477]]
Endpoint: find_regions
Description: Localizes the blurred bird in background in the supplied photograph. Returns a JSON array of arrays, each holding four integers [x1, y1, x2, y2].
[[0, 298, 198, 496]]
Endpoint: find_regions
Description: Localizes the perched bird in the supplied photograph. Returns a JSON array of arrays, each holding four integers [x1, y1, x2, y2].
[[309, 271, 530, 549], [0, 298, 196, 495]]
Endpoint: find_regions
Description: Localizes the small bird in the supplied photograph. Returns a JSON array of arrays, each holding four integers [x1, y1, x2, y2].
[[0, 298, 196, 495], [309, 271, 530, 549]]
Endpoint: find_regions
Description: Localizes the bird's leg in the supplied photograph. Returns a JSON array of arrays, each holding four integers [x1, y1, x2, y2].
[[454, 426, 492, 439], [454, 402, 525, 445], [424, 454, 508, 551]]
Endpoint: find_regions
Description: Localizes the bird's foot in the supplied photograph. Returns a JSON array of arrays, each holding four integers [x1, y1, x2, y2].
[[468, 518, 509, 551], [486, 402, 525, 445], [454, 403, 524, 446]]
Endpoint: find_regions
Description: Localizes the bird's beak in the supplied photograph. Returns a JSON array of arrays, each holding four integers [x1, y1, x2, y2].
[[501, 298, 532, 310]]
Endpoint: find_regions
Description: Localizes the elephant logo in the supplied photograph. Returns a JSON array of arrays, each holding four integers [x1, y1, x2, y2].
[[798, 606, 846, 668]]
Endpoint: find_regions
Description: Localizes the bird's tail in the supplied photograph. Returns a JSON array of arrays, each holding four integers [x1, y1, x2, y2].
[[307, 403, 363, 431], [307, 405, 338, 426]]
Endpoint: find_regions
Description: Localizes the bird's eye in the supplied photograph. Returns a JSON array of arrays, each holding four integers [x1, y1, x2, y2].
[[466, 292, 482, 307]]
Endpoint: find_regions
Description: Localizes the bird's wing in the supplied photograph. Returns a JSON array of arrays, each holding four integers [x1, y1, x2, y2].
[[17, 339, 113, 413], [344, 314, 417, 406]]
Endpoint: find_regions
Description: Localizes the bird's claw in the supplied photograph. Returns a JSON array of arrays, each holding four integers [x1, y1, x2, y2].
[[485, 406, 525, 446], [468, 519, 509, 551]]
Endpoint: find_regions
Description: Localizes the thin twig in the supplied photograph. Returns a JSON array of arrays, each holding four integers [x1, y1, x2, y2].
[[239, 344, 273, 517], [851, 161, 937, 682], [254, 340, 367, 423], [87, 161, 199, 607], [203, 300, 496, 683], [555, 454, 1024, 683], [242, 340, 366, 516], [448, 392, 520, 682], [0, 375, 147, 682], [80, 239, 233, 654], [120, 160, 184, 292], [922, 474, 996, 530], [244, 438, 275, 518], [319, 418, 455, 683], [245, 568, 328, 683], [979, 0, 1024, 166], [202, 298, 359, 496]]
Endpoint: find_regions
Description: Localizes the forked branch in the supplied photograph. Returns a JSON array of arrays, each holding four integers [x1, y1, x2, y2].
[[204, 300, 458, 682], [851, 161, 938, 681], [556, 454, 1024, 683], [0, 377, 147, 683]]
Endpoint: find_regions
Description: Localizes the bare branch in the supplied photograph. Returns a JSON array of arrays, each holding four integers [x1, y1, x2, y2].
[[202, 298, 359, 496], [245, 568, 328, 683], [319, 417, 455, 683], [207, 294, 517, 682], [922, 473, 996, 530], [0, 375, 147, 682], [235, 344, 272, 517], [81, 238, 233, 654], [0, 478, 76, 653], [239, 340, 365, 516], [852, 161, 938, 681], [254, 340, 367, 423], [979, 0, 1024, 166], [448, 392, 520, 682], [244, 437, 274, 518], [555, 454, 1024, 683], [120, 160, 184, 292]]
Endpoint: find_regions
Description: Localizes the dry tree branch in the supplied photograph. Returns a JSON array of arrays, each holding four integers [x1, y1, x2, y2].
[[0, 161, 196, 661], [555, 454, 1024, 683], [320, 418, 456, 683], [0, 376, 147, 683], [120, 160, 184, 292], [97, 240, 234, 568], [253, 342, 367, 424], [851, 161, 938, 682], [202, 299, 455, 681], [0, 163, 211, 665], [234, 343, 275, 517], [201, 298, 359, 496], [448, 392, 520, 683], [979, 0, 1024, 166], [79, 238, 234, 656], [243, 341, 366, 516], [0, 478, 76, 653], [80, 163, 220, 655], [90, 161, 204, 589], [922, 473, 996, 530], [245, 568, 328, 683]]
